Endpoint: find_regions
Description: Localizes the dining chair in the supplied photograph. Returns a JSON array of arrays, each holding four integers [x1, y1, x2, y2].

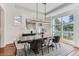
[[15, 34, 31, 56], [24, 42, 30, 56], [44, 37, 52, 53], [30, 39, 40, 55], [14, 41, 25, 56], [52, 36, 61, 49], [38, 37, 52, 55]]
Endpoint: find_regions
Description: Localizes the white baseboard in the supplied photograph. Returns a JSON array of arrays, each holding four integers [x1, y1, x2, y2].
[[61, 40, 79, 48]]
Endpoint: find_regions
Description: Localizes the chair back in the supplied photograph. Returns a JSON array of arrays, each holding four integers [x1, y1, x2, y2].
[[53, 36, 60, 43]]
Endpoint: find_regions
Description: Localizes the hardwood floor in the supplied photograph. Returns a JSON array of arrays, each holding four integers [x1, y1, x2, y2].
[[0, 43, 16, 56], [73, 47, 79, 56]]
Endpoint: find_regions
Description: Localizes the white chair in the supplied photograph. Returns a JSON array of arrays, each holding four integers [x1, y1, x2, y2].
[[14, 40, 25, 56], [39, 37, 52, 55], [44, 37, 52, 53], [14, 35, 30, 56], [24, 43, 30, 55]]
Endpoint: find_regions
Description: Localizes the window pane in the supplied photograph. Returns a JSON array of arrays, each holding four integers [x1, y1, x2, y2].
[[63, 24, 73, 31], [53, 32, 62, 36], [63, 32, 73, 40], [53, 25, 61, 32], [62, 15, 74, 40], [54, 18, 62, 25], [62, 15, 73, 24]]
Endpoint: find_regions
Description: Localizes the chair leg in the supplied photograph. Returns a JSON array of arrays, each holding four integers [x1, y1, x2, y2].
[[28, 48, 31, 55], [24, 49, 27, 56], [51, 44, 54, 51], [52, 46, 53, 51], [25, 50, 27, 56], [59, 43, 61, 48], [41, 48, 44, 55], [15, 49, 17, 56], [55, 43, 57, 49], [51, 44, 54, 50], [47, 46, 49, 53], [19, 52, 21, 56], [24, 45, 27, 56], [32, 49, 38, 56]]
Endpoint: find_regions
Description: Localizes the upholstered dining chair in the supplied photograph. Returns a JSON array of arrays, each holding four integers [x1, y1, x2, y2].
[[52, 36, 61, 49], [14, 35, 31, 56], [43, 37, 53, 53]]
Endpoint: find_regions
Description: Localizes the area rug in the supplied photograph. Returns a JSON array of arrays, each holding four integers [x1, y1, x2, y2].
[[16, 43, 75, 56]]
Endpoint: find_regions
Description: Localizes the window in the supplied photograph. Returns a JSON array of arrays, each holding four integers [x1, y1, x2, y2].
[[62, 15, 74, 40], [52, 17, 62, 36], [51, 15, 74, 40]]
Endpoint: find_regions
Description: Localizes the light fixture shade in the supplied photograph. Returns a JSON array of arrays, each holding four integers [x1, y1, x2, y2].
[[43, 3, 47, 20], [36, 3, 38, 20]]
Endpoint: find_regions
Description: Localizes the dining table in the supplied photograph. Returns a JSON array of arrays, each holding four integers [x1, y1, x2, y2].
[[17, 33, 53, 55]]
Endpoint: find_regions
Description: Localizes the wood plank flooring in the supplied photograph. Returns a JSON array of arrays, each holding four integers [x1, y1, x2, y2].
[[73, 48, 79, 56], [0, 43, 16, 56]]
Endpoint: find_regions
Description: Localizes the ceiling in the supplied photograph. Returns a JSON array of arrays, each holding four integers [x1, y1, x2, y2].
[[15, 3, 72, 15]]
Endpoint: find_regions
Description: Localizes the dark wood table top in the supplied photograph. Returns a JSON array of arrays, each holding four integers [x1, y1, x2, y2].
[[17, 36, 51, 44]]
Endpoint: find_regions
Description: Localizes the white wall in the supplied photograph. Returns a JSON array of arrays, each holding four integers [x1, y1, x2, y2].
[[0, 3, 6, 47], [73, 7, 79, 47], [1, 3, 44, 46]]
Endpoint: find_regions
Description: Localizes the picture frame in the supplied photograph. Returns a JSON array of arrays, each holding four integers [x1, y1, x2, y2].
[[15, 16, 22, 23]]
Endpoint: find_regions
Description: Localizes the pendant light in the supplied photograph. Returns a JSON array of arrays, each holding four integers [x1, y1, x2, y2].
[[43, 3, 46, 20], [36, 3, 38, 20]]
